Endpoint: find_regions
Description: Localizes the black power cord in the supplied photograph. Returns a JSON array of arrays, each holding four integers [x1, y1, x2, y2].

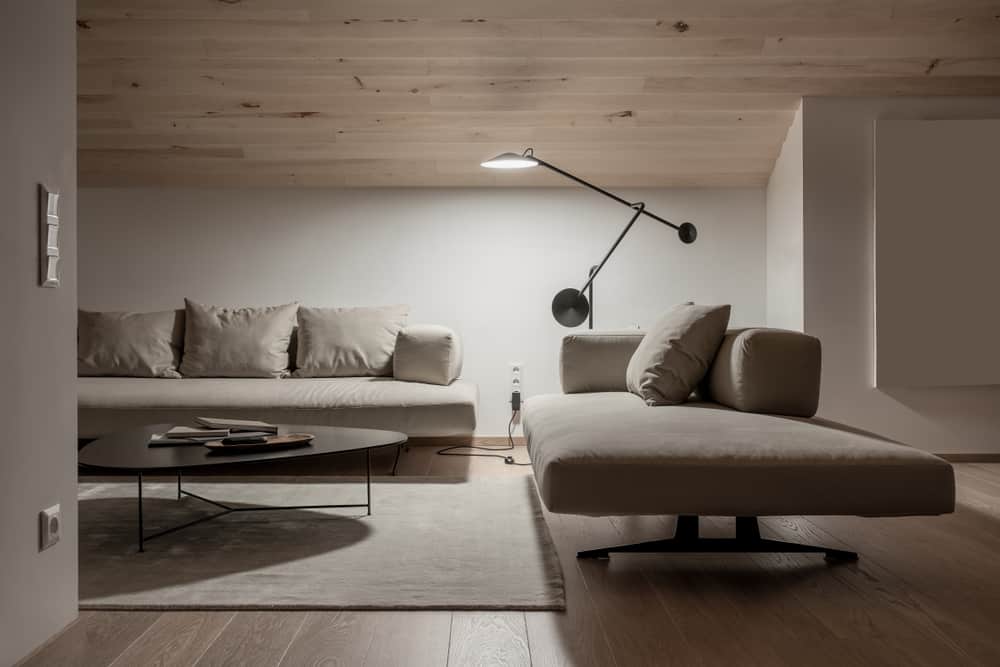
[[436, 411, 532, 466]]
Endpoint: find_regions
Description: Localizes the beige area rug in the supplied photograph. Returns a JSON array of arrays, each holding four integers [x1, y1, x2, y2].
[[78, 477, 565, 610]]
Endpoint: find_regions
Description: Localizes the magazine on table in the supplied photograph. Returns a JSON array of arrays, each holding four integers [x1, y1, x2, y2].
[[148, 423, 275, 447], [194, 417, 279, 434]]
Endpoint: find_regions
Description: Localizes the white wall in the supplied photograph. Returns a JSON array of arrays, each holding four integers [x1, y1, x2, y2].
[[801, 96, 1000, 455], [79, 187, 765, 435], [0, 2, 78, 664], [765, 105, 804, 331]]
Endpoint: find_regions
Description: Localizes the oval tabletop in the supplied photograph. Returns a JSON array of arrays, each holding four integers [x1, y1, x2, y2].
[[79, 424, 408, 473]]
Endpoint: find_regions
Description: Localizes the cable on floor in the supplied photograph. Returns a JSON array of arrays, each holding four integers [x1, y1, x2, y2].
[[436, 411, 532, 465]]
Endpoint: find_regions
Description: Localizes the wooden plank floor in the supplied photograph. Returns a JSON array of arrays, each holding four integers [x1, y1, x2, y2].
[[26, 452, 1000, 666]]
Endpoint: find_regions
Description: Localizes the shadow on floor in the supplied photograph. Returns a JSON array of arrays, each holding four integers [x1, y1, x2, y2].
[[79, 492, 371, 597]]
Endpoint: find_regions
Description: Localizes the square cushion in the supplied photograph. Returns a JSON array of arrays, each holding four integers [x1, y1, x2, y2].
[[294, 305, 409, 378], [78, 309, 184, 378], [393, 324, 463, 385], [560, 330, 645, 393], [706, 328, 822, 418], [626, 303, 731, 405], [179, 299, 298, 378]]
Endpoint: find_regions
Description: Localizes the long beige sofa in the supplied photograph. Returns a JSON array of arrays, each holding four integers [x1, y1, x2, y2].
[[523, 329, 955, 561], [78, 309, 478, 441]]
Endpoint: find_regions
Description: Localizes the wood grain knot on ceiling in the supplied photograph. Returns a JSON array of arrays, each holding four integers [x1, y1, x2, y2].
[[77, 0, 1000, 187]]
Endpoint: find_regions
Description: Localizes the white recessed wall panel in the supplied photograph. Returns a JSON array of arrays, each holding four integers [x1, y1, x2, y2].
[[874, 119, 1000, 387]]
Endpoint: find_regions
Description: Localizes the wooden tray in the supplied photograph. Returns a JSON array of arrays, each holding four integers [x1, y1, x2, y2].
[[204, 433, 314, 454]]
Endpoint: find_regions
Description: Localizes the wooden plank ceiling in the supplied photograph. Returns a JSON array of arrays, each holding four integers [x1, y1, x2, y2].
[[77, 0, 1000, 187]]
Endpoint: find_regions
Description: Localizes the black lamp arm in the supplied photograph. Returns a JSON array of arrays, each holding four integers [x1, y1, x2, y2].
[[527, 150, 682, 233], [527, 146, 698, 329], [578, 202, 645, 294]]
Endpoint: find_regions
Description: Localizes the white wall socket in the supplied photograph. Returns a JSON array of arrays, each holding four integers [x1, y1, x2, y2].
[[509, 361, 522, 391], [39, 504, 61, 551]]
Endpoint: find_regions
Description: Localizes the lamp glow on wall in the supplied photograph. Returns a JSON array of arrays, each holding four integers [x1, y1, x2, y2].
[[481, 148, 697, 328]]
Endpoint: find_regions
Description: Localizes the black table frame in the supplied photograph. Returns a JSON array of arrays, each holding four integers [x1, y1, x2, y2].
[[135, 448, 372, 552]]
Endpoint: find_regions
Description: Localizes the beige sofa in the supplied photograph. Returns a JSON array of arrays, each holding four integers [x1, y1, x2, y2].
[[523, 329, 955, 561], [79, 323, 478, 441]]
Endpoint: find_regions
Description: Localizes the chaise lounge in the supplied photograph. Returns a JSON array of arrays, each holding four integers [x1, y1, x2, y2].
[[523, 328, 956, 561]]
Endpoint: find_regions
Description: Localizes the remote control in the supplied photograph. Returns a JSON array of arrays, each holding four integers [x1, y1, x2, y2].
[[221, 434, 269, 445]]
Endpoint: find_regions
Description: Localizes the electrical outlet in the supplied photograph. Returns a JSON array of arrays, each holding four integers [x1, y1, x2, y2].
[[509, 362, 523, 415], [509, 361, 522, 391], [39, 504, 60, 551]]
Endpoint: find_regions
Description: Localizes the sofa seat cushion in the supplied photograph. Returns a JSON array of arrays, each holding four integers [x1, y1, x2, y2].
[[79, 377, 478, 439], [523, 393, 954, 518]]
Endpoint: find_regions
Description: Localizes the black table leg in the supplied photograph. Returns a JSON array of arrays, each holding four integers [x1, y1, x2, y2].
[[131, 448, 378, 552], [137, 472, 144, 553], [391, 443, 403, 476]]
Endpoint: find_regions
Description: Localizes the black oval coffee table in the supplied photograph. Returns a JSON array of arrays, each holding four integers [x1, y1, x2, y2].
[[79, 423, 408, 552]]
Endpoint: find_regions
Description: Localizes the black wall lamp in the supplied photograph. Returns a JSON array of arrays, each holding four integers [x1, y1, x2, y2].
[[481, 148, 697, 328]]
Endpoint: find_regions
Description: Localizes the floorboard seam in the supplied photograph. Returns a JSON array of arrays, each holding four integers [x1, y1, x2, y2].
[[191, 612, 236, 667], [106, 612, 161, 667], [274, 612, 309, 667]]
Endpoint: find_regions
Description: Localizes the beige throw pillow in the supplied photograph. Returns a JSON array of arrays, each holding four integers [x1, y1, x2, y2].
[[179, 299, 298, 378], [294, 305, 409, 377], [626, 303, 732, 405], [78, 309, 184, 378]]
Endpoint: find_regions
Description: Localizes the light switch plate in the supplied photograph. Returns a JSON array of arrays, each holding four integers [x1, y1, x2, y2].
[[39, 504, 61, 551], [39, 184, 60, 288]]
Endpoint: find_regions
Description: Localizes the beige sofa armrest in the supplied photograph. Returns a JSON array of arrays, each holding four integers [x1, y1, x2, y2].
[[393, 324, 463, 386], [560, 330, 645, 394], [705, 328, 822, 418]]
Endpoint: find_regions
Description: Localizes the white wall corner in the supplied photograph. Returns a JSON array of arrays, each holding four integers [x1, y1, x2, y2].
[[764, 101, 805, 331]]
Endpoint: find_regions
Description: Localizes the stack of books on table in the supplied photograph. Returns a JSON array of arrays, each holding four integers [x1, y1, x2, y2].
[[148, 418, 278, 446]]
